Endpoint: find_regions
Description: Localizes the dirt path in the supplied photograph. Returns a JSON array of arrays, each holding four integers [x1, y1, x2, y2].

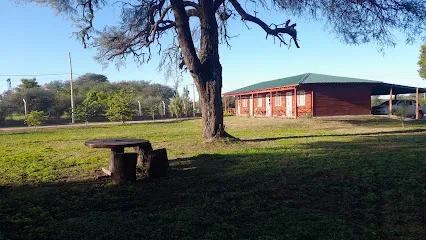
[[0, 117, 200, 132]]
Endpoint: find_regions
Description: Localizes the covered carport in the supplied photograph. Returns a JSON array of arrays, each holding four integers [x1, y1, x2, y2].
[[371, 83, 426, 119]]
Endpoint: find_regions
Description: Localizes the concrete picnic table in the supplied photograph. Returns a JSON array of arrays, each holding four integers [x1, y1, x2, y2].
[[85, 138, 153, 184]]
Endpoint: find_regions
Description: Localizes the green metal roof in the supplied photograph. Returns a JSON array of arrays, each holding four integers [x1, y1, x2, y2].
[[301, 73, 381, 84], [224, 74, 306, 95], [224, 73, 383, 95]]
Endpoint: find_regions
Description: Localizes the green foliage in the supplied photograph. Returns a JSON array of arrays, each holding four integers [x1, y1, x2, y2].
[[158, 101, 166, 117], [182, 86, 193, 117], [0, 104, 6, 122], [418, 44, 426, 80], [394, 104, 409, 127], [145, 106, 157, 120], [75, 91, 108, 123], [419, 96, 426, 106], [75, 73, 108, 84], [0, 74, 173, 120], [1, 88, 55, 116], [74, 104, 97, 123], [105, 90, 136, 122], [169, 90, 183, 118], [138, 95, 164, 119], [371, 96, 384, 107], [24, 110, 47, 127], [18, 78, 39, 89]]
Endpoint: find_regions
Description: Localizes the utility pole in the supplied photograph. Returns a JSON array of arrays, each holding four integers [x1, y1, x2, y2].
[[162, 101, 166, 117], [68, 52, 75, 124], [192, 84, 196, 116], [23, 99, 27, 119], [137, 100, 142, 116]]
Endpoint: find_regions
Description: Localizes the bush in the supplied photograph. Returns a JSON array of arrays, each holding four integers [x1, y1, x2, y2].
[[394, 105, 409, 127], [0, 103, 7, 122], [24, 110, 47, 127], [105, 90, 136, 123]]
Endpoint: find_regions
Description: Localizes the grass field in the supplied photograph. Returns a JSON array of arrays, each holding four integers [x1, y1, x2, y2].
[[0, 116, 425, 239]]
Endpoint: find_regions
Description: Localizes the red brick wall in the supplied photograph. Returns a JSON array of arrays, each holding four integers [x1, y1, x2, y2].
[[236, 90, 313, 118], [307, 84, 372, 117], [237, 96, 250, 116]]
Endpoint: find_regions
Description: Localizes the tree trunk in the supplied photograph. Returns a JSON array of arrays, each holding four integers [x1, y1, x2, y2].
[[171, 0, 236, 141], [196, 65, 226, 141]]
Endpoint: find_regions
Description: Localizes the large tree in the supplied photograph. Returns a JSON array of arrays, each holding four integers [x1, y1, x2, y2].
[[18, 78, 39, 90], [418, 44, 426, 80], [20, 0, 426, 141]]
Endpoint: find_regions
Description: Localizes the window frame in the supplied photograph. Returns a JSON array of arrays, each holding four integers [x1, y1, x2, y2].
[[297, 90, 306, 106], [257, 95, 263, 107], [242, 98, 248, 107], [275, 93, 282, 106]]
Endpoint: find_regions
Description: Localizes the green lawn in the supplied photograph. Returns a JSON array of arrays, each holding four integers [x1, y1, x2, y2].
[[1, 116, 425, 239]]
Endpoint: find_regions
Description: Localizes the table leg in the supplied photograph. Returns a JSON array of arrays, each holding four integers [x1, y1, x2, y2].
[[134, 143, 153, 167], [109, 147, 124, 173]]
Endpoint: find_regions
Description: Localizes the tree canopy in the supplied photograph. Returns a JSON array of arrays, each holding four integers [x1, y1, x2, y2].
[[0, 72, 174, 120], [75, 73, 109, 84], [18, 0, 426, 140], [418, 44, 426, 80], [18, 78, 39, 89]]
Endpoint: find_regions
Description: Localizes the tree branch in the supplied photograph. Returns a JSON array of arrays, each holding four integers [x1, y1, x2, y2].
[[229, 0, 300, 48], [170, 0, 202, 76], [213, 0, 226, 11]]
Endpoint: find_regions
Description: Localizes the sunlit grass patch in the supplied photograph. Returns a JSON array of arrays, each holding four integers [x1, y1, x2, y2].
[[0, 116, 425, 239]]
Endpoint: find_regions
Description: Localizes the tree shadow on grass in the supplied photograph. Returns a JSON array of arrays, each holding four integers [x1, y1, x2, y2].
[[335, 117, 426, 127], [242, 128, 426, 142], [1, 134, 425, 239]]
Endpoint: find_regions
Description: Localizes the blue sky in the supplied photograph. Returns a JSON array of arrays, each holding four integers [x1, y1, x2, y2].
[[1, 1, 425, 99]]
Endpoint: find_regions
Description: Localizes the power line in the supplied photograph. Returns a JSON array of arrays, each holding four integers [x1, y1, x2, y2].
[[0, 73, 80, 77]]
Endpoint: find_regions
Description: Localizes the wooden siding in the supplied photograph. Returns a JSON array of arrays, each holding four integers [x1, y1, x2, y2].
[[307, 84, 371, 116]]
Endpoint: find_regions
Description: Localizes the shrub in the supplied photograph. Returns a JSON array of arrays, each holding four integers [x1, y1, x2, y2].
[[394, 105, 409, 127], [105, 90, 136, 123], [25, 110, 47, 127]]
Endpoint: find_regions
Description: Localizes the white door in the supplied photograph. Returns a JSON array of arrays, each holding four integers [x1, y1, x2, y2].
[[286, 92, 292, 117], [266, 94, 271, 117], [249, 95, 253, 116]]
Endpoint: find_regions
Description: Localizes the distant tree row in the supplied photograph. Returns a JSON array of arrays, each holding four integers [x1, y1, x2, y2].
[[0, 73, 175, 122]]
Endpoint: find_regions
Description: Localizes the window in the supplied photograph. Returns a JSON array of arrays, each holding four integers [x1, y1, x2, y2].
[[297, 91, 306, 106], [257, 95, 262, 107], [275, 93, 282, 106], [242, 98, 248, 107]]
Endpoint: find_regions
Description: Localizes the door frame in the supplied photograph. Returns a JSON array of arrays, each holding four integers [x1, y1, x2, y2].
[[266, 94, 271, 117], [249, 95, 254, 117], [286, 92, 293, 117]]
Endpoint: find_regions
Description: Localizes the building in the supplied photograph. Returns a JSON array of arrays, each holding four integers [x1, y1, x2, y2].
[[223, 73, 426, 118]]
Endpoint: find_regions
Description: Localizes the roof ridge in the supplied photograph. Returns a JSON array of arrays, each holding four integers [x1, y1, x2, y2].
[[299, 73, 311, 84]]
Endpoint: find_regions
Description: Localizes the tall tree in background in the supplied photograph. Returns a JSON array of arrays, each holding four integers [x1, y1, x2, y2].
[[182, 86, 192, 117], [18, 78, 39, 90], [418, 44, 426, 80], [75, 73, 109, 84], [20, 0, 426, 141]]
